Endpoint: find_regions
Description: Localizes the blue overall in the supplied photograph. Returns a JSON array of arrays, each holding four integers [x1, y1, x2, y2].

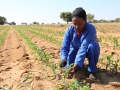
[[60, 22, 100, 72]]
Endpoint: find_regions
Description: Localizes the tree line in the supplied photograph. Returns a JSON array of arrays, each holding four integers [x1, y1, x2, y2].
[[60, 12, 120, 23], [0, 16, 40, 25], [0, 16, 16, 25], [0, 12, 120, 25]]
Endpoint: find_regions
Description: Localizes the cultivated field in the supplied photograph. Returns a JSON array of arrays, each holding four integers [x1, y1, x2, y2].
[[0, 23, 120, 90]]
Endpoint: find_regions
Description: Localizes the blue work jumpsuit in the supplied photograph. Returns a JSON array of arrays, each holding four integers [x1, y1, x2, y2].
[[60, 22, 100, 72]]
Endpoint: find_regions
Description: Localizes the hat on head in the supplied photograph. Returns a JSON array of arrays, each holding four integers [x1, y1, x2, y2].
[[71, 7, 86, 20]]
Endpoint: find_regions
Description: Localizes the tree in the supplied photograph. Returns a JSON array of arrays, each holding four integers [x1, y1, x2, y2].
[[33, 22, 39, 25], [21, 23, 27, 25], [60, 12, 72, 24], [114, 18, 120, 22], [0, 16, 7, 25], [11, 22, 16, 25], [92, 19, 98, 23], [108, 20, 114, 23], [87, 13, 94, 23], [99, 19, 107, 23]]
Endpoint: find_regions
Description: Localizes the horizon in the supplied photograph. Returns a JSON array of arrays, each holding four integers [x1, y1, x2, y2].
[[0, 0, 120, 25]]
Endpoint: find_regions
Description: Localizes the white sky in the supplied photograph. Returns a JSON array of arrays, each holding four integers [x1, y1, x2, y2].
[[0, 0, 120, 25]]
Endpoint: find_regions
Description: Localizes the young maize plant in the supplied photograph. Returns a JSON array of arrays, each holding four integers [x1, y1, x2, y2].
[[112, 59, 119, 74], [16, 73, 33, 89], [112, 37, 119, 50], [99, 57, 104, 64], [0, 27, 9, 46], [14, 27, 59, 79], [54, 63, 90, 90], [106, 55, 113, 71], [106, 55, 120, 74], [23, 26, 64, 36], [20, 28, 62, 45]]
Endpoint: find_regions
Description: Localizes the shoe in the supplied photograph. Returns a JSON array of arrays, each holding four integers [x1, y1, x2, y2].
[[88, 72, 97, 80]]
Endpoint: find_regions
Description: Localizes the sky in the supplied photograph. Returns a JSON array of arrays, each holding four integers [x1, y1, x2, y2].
[[0, 0, 120, 25]]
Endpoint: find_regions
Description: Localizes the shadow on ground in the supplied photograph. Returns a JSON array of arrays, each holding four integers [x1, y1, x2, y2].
[[74, 64, 120, 87]]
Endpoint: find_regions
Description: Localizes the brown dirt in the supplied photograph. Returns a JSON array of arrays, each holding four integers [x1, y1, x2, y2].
[[0, 27, 56, 90], [0, 25, 120, 90], [20, 25, 120, 90]]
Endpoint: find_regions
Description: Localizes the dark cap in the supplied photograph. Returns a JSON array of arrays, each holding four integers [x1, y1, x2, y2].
[[71, 7, 86, 20]]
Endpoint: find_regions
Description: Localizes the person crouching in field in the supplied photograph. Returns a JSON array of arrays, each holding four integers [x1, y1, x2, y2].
[[59, 7, 100, 80]]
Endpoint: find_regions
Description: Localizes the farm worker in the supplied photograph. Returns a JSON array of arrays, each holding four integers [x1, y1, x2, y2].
[[59, 7, 100, 80]]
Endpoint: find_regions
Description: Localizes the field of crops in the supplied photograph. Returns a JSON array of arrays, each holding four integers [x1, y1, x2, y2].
[[0, 23, 120, 90]]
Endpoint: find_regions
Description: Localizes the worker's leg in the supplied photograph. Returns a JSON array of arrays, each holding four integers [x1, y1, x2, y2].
[[86, 41, 100, 72]]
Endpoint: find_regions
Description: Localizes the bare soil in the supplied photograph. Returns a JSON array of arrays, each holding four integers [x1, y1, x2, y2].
[[0, 25, 120, 90]]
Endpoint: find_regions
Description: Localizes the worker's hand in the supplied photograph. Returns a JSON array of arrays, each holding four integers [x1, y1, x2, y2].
[[67, 64, 78, 79], [59, 59, 67, 68]]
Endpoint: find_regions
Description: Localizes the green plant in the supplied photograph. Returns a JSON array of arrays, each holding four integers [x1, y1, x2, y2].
[[0, 27, 9, 46], [16, 73, 33, 88], [99, 36, 103, 45], [53, 63, 90, 90], [69, 79, 90, 90], [106, 55, 120, 74], [62, 63, 74, 83], [112, 59, 119, 74], [99, 57, 104, 64], [0, 86, 11, 90], [106, 55, 113, 70], [113, 37, 119, 49], [53, 79, 90, 90]]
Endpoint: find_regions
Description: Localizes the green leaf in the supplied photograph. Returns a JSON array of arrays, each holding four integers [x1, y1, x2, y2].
[[0, 86, 10, 90], [74, 79, 82, 87], [106, 64, 109, 69]]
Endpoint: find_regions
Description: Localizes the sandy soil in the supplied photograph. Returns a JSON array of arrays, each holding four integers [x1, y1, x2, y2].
[[0, 25, 120, 90], [0, 27, 56, 90]]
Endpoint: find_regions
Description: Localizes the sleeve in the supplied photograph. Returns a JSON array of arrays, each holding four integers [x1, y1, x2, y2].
[[60, 26, 72, 60], [74, 26, 96, 67]]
